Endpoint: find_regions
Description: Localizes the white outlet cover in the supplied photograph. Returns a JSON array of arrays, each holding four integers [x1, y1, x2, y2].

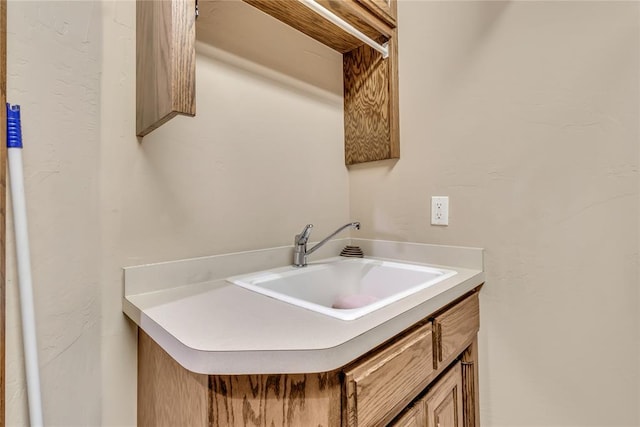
[[431, 196, 449, 226]]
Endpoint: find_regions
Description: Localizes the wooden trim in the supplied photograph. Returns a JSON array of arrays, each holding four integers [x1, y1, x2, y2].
[[0, 0, 6, 423], [461, 338, 480, 427], [388, 29, 399, 159], [434, 321, 442, 369]]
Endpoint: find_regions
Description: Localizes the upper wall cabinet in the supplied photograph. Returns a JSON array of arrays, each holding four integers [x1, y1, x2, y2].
[[136, 0, 399, 165]]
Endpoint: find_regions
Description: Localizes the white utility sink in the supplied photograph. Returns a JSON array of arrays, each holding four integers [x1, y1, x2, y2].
[[227, 257, 457, 320]]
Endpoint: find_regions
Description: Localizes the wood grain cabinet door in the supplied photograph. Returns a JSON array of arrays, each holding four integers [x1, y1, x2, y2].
[[390, 402, 425, 427], [433, 294, 479, 369], [424, 361, 464, 427], [390, 361, 464, 427]]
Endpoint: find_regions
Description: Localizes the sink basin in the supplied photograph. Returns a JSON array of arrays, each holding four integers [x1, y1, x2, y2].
[[227, 257, 457, 320]]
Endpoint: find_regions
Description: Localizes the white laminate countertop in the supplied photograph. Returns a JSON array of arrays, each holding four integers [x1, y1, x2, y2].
[[123, 239, 484, 375]]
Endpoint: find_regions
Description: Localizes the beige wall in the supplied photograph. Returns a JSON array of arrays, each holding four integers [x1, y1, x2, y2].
[[350, 1, 639, 425], [6, 1, 102, 425], [5, 0, 639, 426], [8, 0, 349, 425]]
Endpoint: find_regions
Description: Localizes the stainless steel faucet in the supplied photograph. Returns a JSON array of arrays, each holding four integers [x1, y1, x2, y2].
[[293, 222, 360, 267]]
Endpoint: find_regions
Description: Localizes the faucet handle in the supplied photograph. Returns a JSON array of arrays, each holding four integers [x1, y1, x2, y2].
[[295, 224, 313, 245]]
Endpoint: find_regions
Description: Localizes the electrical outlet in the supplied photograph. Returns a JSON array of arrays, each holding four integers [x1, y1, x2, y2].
[[431, 196, 449, 226]]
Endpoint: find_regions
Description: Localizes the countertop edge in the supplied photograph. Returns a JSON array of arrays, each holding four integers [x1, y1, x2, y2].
[[128, 270, 484, 375]]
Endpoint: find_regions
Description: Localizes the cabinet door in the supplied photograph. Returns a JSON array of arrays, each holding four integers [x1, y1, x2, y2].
[[390, 361, 464, 427], [391, 403, 425, 427], [433, 293, 479, 369], [424, 361, 464, 427]]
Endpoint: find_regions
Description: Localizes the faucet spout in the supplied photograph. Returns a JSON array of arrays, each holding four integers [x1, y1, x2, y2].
[[295, 224, 313, 245], [293, 222, 360, 267]]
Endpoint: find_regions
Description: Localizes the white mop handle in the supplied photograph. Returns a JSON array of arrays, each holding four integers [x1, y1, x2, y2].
[[7, 104, 44, 427]]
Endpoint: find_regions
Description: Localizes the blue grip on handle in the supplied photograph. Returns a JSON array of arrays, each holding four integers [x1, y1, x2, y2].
[[6, 103, 23, 148]]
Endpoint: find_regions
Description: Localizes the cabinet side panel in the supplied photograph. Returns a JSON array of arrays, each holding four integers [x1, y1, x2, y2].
[[138, 331, 209, 427], [136, 0, 173, 136], [211, 373, 341, 427], [136, 0, 195, 137], [343, 43, 393, 165]]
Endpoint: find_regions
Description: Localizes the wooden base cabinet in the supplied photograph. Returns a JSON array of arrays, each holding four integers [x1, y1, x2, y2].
[[138, 289, 481, 427]]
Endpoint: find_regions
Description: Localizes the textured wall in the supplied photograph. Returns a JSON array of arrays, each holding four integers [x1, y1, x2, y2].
[[5, 0, 639, 426], [349, 1, 640, 426], [7, 0, 348, 425], [6, 1, 102, 425]]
